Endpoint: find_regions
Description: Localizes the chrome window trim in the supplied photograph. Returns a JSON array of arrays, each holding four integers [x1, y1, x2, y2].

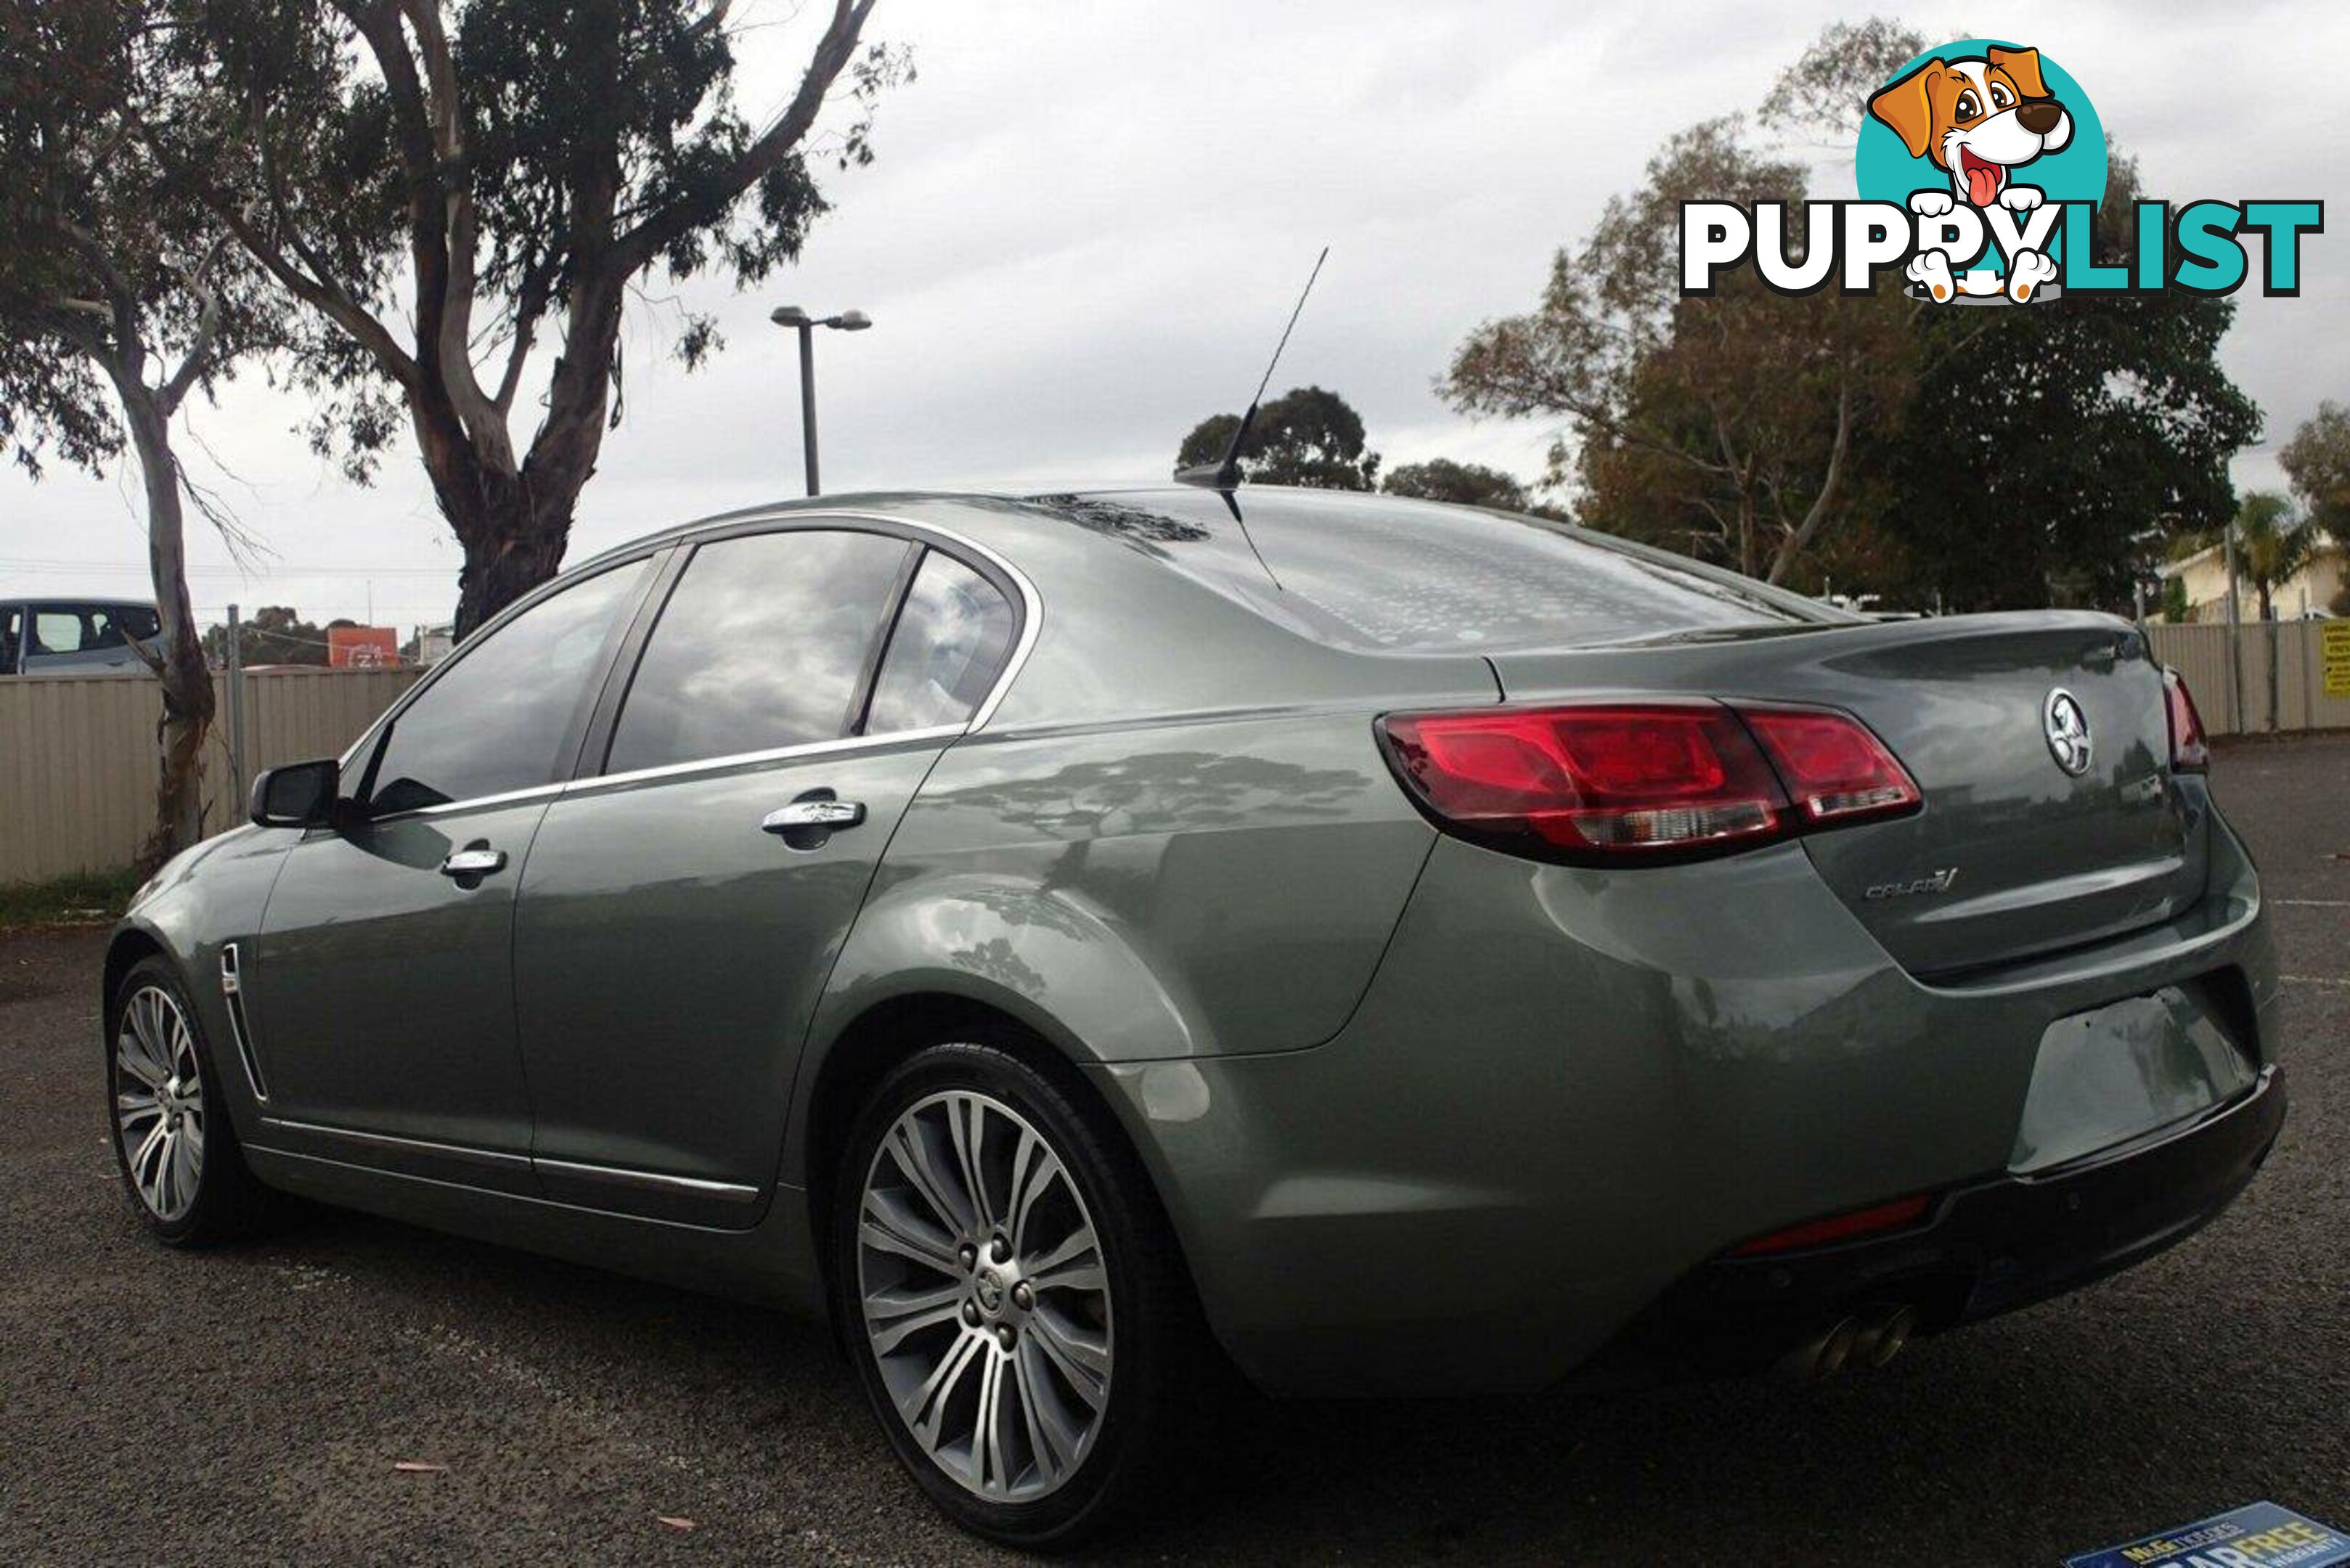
[[533, 1156, 760, 1204], [330, 508, 1039, 814], [569, 722, 968, 794], [361, 779, 571, 823]]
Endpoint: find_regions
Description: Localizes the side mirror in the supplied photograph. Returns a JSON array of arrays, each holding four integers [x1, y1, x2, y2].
[[250, 759, 340, 829]]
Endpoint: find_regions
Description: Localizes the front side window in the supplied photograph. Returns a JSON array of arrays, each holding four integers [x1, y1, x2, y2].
[[606, 528, 913, 775], [365, 559, 650, 814], [866, 551, 1017, 732]]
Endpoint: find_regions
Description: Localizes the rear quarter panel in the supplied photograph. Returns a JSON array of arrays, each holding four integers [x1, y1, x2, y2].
[[786, 707, 1456, 1185]]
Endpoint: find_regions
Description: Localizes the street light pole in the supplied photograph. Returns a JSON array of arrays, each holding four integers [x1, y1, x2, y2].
[[770, 306, 872, 497]]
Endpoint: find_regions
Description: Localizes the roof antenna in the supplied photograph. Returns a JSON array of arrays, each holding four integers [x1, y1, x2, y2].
[[1175, 245, 1328, 493], [1174, 246, 1326, 589]]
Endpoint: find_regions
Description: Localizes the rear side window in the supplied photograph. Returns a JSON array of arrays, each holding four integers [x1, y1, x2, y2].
[[110, 605, 160, 641], [606, 528, 913, 774], [865, 551, 1016, 732], [365, 559, 650, 814]]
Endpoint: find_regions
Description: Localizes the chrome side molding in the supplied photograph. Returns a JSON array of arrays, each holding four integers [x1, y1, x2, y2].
[[534, 1156, 761, 1205]]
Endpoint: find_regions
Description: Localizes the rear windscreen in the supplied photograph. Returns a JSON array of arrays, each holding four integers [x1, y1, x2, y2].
[[1046, 491, 1816, 653]]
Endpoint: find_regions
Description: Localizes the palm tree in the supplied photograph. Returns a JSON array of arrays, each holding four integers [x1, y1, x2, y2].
[[2232, 491, 2318, 622], [2229, 491, 2317, 731]]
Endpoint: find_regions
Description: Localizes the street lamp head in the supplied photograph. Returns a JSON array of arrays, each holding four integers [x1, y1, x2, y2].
[[770, 305, 811, 327], [831, 310, 873, 331]]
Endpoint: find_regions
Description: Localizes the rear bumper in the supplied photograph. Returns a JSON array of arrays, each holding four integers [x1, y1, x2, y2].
[[1591, 1063, 2286, 1381], [1093, 795, 2284, 1399]]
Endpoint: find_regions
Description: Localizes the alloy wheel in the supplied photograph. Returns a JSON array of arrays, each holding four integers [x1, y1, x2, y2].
[[115, 984, 205, 1223], [856, 1087, 1114, 1503]]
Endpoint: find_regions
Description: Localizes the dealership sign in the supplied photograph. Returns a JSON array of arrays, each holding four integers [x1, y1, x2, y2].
[[1681, 39, 2322, 304]]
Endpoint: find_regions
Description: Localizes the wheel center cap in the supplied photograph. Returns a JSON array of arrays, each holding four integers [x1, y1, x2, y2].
[[974, 1269, 1006, 1313]]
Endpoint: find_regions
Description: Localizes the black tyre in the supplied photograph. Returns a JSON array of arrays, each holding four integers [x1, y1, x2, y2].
[[107, 955, 280, 1245], [831, 1037, 1193, 1548]]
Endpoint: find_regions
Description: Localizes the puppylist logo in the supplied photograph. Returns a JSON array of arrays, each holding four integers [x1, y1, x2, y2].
[[1681, 38, 2322, 306]]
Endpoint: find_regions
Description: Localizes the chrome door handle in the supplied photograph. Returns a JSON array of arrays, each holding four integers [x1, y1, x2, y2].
[[438, 847, 508, 878], [762, 799, 866, 834]]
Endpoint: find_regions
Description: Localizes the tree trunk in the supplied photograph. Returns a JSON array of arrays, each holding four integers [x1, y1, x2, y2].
[[454, 489, 573, 638], [426, 280, 621, 641], [118, 388, 215, 876], [2258, 584, 2279, 732]]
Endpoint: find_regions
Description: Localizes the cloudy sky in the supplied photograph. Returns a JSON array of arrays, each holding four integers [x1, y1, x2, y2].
[[6, 0, 2346, 631]]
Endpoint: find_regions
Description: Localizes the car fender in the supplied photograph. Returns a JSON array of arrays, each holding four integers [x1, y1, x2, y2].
[[102, 826, 293, 1136]]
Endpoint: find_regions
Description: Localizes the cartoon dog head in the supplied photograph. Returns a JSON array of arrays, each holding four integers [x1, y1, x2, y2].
[[1868, 46, 2073, 207]]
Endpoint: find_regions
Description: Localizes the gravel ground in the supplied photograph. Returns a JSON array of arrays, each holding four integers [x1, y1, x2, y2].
[[2, 735, 2345, 1564]]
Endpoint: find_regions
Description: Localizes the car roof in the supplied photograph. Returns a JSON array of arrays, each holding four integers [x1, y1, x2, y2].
[[3, 596, 158, 610]]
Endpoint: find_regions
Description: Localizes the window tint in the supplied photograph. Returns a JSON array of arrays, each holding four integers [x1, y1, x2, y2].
[[866, 551, 1016, 732], [113, 605, 160, 641], [366, 559, 650, 814], [607, 529, 912, 774], [33, 611, 85, 653]]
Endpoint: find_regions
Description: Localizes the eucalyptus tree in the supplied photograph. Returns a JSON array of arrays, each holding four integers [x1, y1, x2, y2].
[[187, 0, 905, 634], [0, 0, 272, 870]]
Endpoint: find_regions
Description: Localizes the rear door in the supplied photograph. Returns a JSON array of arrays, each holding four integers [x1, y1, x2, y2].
[[512, 526, 1024, 1224]]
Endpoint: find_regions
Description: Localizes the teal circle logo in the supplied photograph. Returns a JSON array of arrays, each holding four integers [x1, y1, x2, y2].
[[1859, 40, 2106, 301]]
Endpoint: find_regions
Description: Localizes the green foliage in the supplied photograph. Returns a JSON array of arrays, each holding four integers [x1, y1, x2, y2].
[[1177, 385, 1380, 491], [1445, 119, 1912, 584], [1380, 459, 1533, 510], [2231, 491, 2317, 621], [0, 867, 144, 928], [1758, 17, 1929, 142], [200, 605, 334, 666], [2161, 572, 2190, 624], [2280, 401, 2350, 542], [1443, 22, 2261, 611], [176, 0, 905, 632], [0, 1, 270, 481], [1875, 157, 2256, 611]]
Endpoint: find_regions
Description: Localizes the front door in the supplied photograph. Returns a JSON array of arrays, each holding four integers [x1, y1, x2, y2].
[[248, 557, 657, 1188], [513, 526, 1024, 1225]]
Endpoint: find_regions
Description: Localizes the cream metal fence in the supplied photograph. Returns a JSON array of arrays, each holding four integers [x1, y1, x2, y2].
[[2145, 620, 2350, 737], [0, 667, 419, 885]]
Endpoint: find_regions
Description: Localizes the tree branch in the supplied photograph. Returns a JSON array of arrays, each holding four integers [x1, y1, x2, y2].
[[1768, 369, 1854, 583], [389, 0, 510, 467], [609, 0, 876, 277], [155, 241, 228, 416]]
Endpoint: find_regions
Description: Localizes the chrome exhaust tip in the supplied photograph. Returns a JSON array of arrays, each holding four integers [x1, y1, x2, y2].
[[1778, 1315, 1861, 1381], [1853, 1302, 1917, 1368]]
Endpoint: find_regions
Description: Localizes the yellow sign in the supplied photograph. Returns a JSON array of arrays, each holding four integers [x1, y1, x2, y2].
[[2327, 621, 2350, 698]]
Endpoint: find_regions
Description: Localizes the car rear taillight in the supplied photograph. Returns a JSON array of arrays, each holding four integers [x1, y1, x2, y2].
[[2162, 669, 2209, 774], [1376, 701, 1919, 865], [1737, 706, 1922, 826]]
